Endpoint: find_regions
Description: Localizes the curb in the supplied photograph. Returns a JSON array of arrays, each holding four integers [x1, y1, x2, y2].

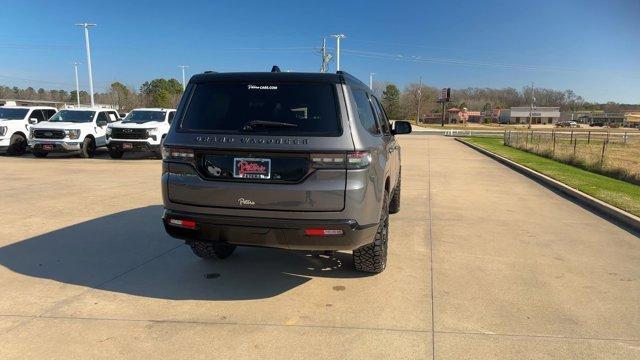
[[455, 137, 640, 234]]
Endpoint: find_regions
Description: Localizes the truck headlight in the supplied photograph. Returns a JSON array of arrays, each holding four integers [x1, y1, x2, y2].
[[106, 127, 112, 135], [0, 126, 6, 136], [146, 128, 159, 136], [65, 129, 81, 140]]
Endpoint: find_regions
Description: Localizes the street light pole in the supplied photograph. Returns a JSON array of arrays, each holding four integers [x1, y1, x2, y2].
[[528, 81, 535, 129], [75, 23, 96, 108], [331, 34, 346, 71], [73, 62, 81, 107], [369, 72, 375, 90], [178, 65, 189, 90], [417, 76, 422, 123]]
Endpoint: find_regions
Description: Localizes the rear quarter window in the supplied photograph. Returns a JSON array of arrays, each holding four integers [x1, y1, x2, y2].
[[179, 82, 342, 136], [352, 89, 380, 135]]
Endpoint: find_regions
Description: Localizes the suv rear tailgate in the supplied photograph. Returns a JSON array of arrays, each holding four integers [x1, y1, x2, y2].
[[167, 161, 345, 211]]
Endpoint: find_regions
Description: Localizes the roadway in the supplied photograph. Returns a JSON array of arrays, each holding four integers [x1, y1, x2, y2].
[[0, 136, 637, 359]]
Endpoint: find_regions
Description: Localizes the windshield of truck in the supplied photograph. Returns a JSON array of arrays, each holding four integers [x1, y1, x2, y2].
[[123, 110, 166, 123], [49, 110, 95, 123]]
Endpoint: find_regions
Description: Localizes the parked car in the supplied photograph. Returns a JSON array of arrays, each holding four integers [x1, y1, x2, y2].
[[106, 108, 176, 158], [0, 106, 57, 155], [556, 120, 579, 128], [161, 70, 412, 273], [28, 108, 120, 158]]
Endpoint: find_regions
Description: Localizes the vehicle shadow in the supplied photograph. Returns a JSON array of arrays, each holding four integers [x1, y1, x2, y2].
[[0, 206, 369, 301]]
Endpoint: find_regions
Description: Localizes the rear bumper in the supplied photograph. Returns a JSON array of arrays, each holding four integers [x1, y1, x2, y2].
[[108, 140, 160, 153], [29, 140, 81, 152], [162, 209, 378, 251]]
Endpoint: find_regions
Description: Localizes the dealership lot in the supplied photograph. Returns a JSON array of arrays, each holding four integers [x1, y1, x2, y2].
[[0, 136, 638, 359]]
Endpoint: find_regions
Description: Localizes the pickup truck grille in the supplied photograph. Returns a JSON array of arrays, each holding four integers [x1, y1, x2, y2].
[[111, 128, 148, 139], [33, 129, 65, 139]]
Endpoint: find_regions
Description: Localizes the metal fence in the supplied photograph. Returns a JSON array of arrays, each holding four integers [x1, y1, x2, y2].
[[504, 130, 640, 184], [444, 130, 505, 137]]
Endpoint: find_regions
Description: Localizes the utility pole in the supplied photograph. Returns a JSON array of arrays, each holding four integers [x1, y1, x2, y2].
[[319, 38, 333, 73], [73, 62, 81, 107], [369, 73, 375, 90], [75, 23, 96, 108], [178, 65, 189, 90], [417, 76, 422, 123], [331, 34, 346, 71], [528, 81, 535, 129]]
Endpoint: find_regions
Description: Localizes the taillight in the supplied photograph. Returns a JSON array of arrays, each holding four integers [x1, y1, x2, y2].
[[304, 228, 344, 236], [346, 151, 371, 169], [310, 153, 346, 168], [162, 147, 195, 162], [167, 218, 197, 229], [310, 151, 371, 169]]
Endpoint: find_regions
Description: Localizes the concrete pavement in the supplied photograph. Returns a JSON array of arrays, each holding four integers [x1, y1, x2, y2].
[[0, 137, 637, 359]]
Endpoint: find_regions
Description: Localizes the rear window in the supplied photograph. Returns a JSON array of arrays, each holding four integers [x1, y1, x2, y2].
[[179, 82, 341, 136]]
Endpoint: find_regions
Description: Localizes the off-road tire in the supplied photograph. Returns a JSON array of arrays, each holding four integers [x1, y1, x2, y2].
[[7, 134, 27, 156], [353, 191, 389, 273], [389, 170, 401, 214], [80, 137, 96, 158], [189, 241, 237, 259], [108, 148, 124, 159], [33, 152, 48, 158]]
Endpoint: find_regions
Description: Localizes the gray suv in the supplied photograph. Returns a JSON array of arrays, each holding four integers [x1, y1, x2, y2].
[[161, 70, 411, 273]]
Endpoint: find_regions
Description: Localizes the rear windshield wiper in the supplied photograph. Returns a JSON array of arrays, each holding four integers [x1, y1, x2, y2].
[[241, 120, 298, 132]]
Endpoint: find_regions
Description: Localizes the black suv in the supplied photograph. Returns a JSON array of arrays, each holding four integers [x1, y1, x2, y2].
[[161, 70, 411, 273]]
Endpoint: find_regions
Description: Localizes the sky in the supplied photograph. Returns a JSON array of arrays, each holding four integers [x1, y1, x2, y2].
[[0, 0, 639, 103]]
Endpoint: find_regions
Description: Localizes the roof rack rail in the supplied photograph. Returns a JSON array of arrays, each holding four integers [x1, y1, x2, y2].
[[203, 70, 217, 74]]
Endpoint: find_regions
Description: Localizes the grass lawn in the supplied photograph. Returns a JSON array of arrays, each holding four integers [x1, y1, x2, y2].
[[464, 137, 640, 217]]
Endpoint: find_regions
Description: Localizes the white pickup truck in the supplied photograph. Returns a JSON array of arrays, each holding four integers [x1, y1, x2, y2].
[[106, 108, 176, 158], [0, 106, 57, 155], [28, 108, 120, 158]]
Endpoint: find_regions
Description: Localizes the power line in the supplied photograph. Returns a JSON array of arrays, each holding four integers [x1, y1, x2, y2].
[[342, 48, 640, 78]]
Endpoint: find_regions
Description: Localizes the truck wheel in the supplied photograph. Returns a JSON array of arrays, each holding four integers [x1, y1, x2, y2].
[[33, 152, 48, 158], [7, 134, 27, 155], [80, 137, 96, 158], [189, 241, 237, 259], [353, 191, 389, 273], [389, 171, 401, 214], [108, 148, 124, 159]]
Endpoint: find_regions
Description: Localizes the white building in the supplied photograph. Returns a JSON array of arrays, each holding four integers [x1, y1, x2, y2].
[[501, 107, 561, 125]]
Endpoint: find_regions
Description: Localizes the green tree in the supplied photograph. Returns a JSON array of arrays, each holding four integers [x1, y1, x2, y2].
[[109, 82, 140, 111], [140, 78, 183, 108], [382, 84, 402, 119]]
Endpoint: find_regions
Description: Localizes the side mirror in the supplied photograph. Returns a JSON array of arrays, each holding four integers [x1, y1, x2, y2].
[[392, 121, 412, 135], [97, 120, 108, 127], [29, 118, 38, 124]]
